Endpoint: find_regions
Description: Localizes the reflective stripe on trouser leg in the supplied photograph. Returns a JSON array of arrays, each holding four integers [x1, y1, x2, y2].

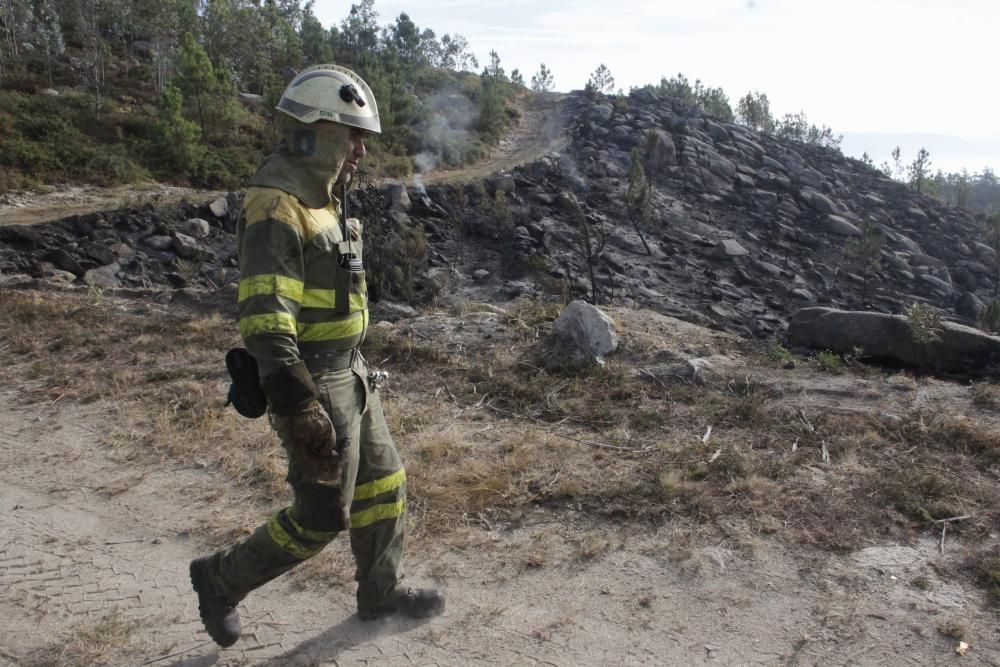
[[349, 387, 407, 610]]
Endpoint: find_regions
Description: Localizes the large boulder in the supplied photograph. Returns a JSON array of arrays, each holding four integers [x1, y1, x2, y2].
[[553, 300, 619, 363], [787, 307, 1000, 374]]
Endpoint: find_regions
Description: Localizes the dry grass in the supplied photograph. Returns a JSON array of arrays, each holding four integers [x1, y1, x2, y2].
[[4, 287, 1000, 600], [24, 609, 145, 667]]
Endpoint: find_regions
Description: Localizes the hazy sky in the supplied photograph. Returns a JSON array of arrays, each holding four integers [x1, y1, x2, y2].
[[315, 0, 1000, 171]]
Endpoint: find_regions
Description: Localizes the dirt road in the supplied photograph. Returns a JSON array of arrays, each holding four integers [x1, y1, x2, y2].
[[413, 93, 570, 188]]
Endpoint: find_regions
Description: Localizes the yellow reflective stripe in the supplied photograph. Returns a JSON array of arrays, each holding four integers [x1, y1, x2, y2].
[[238, 274, 304, 303], [240, 312, 297, 338], [301, 288, 337, 309], [351, 498, 406, 529], [266, 513, 323, 559], [286, 510, 339, 543], [352, 469, 406, 502], [297, 313, 365, 342], [350, 292, 366, 311]]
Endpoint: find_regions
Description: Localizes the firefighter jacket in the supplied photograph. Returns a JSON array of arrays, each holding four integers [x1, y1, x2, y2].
[[236, 186, 368, 411]]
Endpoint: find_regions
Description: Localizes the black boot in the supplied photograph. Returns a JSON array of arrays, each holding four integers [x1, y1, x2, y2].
[[189, 557, 242, 647], [359, 586, 445, 621]]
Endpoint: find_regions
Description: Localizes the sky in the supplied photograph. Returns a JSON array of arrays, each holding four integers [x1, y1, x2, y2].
[[314, 0, 1000, 173]]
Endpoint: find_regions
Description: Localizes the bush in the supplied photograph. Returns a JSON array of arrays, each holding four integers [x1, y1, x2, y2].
[[86, 153, 147, 185]]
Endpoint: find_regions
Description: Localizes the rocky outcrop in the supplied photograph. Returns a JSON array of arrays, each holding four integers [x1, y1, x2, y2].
[[0, 196, 241, 290], [787, 307, 1000, 373]]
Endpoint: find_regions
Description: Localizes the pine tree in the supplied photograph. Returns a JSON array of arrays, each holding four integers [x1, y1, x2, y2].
[[626, 148, 652, 255], [530, 63, 553, 92]]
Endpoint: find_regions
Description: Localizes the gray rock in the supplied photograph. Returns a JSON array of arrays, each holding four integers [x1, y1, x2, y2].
[[238, 92, 264, 109], [955, 292, 984, 320], [645, 129, 676, 173], [800, 188, 837, 215], [589, 104, 614, 124], [919, 273, 952, 297], [43, 269, 77, 283], [182, 218, 211, 239], [172, 232, 214, 261], [145, 235, 174, 251], [761, 155, 786, 172], [715, 239, 749, 258], [84, 263, 121, 289], [788, 307, 1000, 373], [111, 241, 134, 258], [209, 197, 229, 218], [821, 214, 861, 236], [385, 182, 412, 211], [42, 88, 59, 97], [553, 300, 619, 361], [370, 301, 417, 322], [472, 269, 490, 281], [797, 169, 824, 189]]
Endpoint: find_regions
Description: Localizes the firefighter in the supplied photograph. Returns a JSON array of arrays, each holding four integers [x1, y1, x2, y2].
[[189, 64, 443, 648]]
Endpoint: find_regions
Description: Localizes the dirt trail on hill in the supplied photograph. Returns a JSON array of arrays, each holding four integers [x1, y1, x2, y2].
[[0, 184, 225, 227], [414, 93, 570, 187]]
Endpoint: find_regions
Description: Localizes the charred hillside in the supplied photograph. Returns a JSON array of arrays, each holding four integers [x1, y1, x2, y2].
[[403, 89, 993, 337], [1, 88, 996, 342]]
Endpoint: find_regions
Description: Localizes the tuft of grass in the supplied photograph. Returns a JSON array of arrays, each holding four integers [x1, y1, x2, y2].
[[25, 609, 144, 667], [971, 382, 1000, 410], [937, 619, 967, 641]]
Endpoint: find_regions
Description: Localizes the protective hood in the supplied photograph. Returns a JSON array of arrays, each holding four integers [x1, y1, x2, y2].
[[249, 117, 350, 209]]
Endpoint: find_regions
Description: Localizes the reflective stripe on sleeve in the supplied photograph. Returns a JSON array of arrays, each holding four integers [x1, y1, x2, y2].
[[239, 274, 304, 303], [240, 312, 297, 338]]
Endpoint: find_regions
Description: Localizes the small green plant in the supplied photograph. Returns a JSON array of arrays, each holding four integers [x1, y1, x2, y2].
[[977, 299, 1000, 334], [766, 341, 793, 364], [816, 350, 843, 373], [86, 280, 104, 304], [904, 302, 943, 343]]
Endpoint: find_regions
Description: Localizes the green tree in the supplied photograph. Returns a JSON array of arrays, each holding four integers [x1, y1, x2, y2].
[[301, 1, 334, 63], [585, 63, 615, 95], [476, 50, 510, 140], [625, 147, 652, 255], [155, 84, 204, 175], [775, 111, 842, 148], [561, 193, 607, 305], [510, 68, 524, 87], [176, 32, 216, 135], [388, 12, 421, 64], [736, 91, 775, 133], [908, 147, 931, 194], [530, 62, 553, 92], [339, 0, 379, 62], [891, 145, 904, 180]]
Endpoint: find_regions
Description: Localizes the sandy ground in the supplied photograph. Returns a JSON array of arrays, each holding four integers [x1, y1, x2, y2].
[[1, 365, 998, 666]]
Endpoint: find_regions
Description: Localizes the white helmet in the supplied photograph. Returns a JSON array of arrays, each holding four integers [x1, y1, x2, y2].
[[276, 64, 381, 134]]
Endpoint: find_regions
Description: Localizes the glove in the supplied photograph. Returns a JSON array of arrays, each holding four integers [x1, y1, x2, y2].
[[271, 401, 343, 486]]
